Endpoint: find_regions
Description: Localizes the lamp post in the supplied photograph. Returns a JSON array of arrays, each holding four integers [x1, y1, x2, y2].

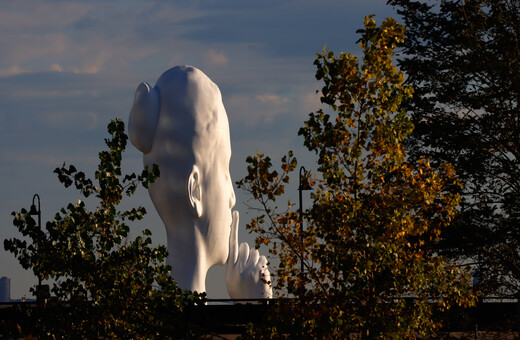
[[298, 166, 311, 272], [29, 194, 45, 299]]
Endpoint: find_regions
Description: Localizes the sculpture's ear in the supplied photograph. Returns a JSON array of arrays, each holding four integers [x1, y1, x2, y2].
[[128, 82, 160, 154], [188, 165, 203, 218]]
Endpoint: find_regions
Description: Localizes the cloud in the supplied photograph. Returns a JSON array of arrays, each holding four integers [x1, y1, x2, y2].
[[0, 65, 27, 77], [179, 1, 397, 58], [0, 2, 94, 33], [226, 92, 298, 127], [45, 110, 99, 131], [6, 63, 105, 76], [0, 70, 130, 145], [302, 91, 321, 113], [1, 149, 98, 167], [205, 49, 228, 65], [256, 94, 289, 106], [0, 2, 198, 77], [50, 64, 63, 72]]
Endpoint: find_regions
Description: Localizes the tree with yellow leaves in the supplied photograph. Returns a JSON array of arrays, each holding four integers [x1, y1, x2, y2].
[[238, 16, 476, 338]]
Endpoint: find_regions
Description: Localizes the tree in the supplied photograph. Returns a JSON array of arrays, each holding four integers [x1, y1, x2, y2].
[[238, 16, 476, 338], [4, 119, 205, 339], [388, 0, 520, 295]]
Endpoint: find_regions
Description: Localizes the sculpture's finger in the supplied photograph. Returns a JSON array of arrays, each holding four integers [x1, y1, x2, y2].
[[258, 256, 272, 298], [227, 210, 239, 266], [238, 242, 250, 271], [258, 256, 268, 271], [247, 248, 260, 268]]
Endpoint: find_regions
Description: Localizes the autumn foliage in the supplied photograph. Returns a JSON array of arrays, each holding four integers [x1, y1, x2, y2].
[[238, 16, 476, 338]]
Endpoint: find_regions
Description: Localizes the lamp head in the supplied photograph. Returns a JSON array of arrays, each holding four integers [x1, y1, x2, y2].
[[299, 166, 312, 191], [299, 179, 312, 191], [29, 204, 39, 215], [29, 194, 40, 215]]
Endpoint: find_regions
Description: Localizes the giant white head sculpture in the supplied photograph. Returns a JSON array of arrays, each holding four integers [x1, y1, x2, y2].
[[128, 66, 271, 299]]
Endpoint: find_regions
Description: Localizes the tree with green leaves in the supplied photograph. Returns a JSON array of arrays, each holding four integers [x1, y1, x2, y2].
[[238, 16, 476, 338], [4, 119, 205, 339], [388, 0, 520, 295]]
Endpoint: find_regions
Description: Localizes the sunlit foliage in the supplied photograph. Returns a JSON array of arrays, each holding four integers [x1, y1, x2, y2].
[[238, 16, 476, 338], [4, 119, 205, 339]]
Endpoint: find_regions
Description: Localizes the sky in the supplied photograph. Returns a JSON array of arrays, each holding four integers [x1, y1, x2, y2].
[[0, 0, 398, 299]]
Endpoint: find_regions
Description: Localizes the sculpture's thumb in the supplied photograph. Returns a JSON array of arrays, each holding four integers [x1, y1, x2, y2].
[[227, 210, 239, 266], [128, 82, 160, 154]]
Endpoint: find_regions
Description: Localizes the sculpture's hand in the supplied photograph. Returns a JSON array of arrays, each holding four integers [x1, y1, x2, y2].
[[226, 211, 272, 300]]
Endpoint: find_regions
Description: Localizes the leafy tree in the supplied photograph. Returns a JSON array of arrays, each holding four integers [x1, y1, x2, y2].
[[238, 16, 476, 338], [388, 0, 520, 295], [4, 119, 206, 339]]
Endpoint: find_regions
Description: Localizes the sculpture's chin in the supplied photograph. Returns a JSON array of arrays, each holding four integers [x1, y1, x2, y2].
[[215, 257, 227, 266], [218, 245, 231, 266]]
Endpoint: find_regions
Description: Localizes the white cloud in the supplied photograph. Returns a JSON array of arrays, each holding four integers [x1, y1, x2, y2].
[[205, 49, 228, 65], [50, 64, 63, 72], [302, 91, 321, 113], [0, 2, 198, 76], [0, 65, 27, 77], [256, 94, 289, 106], [47, 63, 101, 74], [225, 93, 293, 126]]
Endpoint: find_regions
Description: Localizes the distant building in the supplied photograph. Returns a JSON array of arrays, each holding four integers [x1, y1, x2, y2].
[[0, 277, 10, 302]]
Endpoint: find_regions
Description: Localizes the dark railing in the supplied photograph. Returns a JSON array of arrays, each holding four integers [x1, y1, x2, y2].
[[2, 297, 520, 336]]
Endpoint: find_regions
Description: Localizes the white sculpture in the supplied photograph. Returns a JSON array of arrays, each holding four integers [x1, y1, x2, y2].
[[128, 65, 272, 299]]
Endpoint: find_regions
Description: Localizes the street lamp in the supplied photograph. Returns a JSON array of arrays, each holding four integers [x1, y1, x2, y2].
[[29, 194, 48, 300], [298, 166, 312, 272], [29, 194, 41, 231]]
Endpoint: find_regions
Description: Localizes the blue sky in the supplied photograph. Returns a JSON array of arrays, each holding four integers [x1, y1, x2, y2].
[[0, 0, 397, 299]]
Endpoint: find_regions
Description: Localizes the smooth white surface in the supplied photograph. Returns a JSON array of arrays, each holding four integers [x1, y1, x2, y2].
[[129, 66, 271, 298], [227, 211, 272, 299]]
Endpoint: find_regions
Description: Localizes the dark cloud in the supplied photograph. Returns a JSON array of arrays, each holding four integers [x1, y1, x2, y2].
[[179, 1, 397, 57], [0, 71, 97, 91], [0, 71, 132, 160]]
